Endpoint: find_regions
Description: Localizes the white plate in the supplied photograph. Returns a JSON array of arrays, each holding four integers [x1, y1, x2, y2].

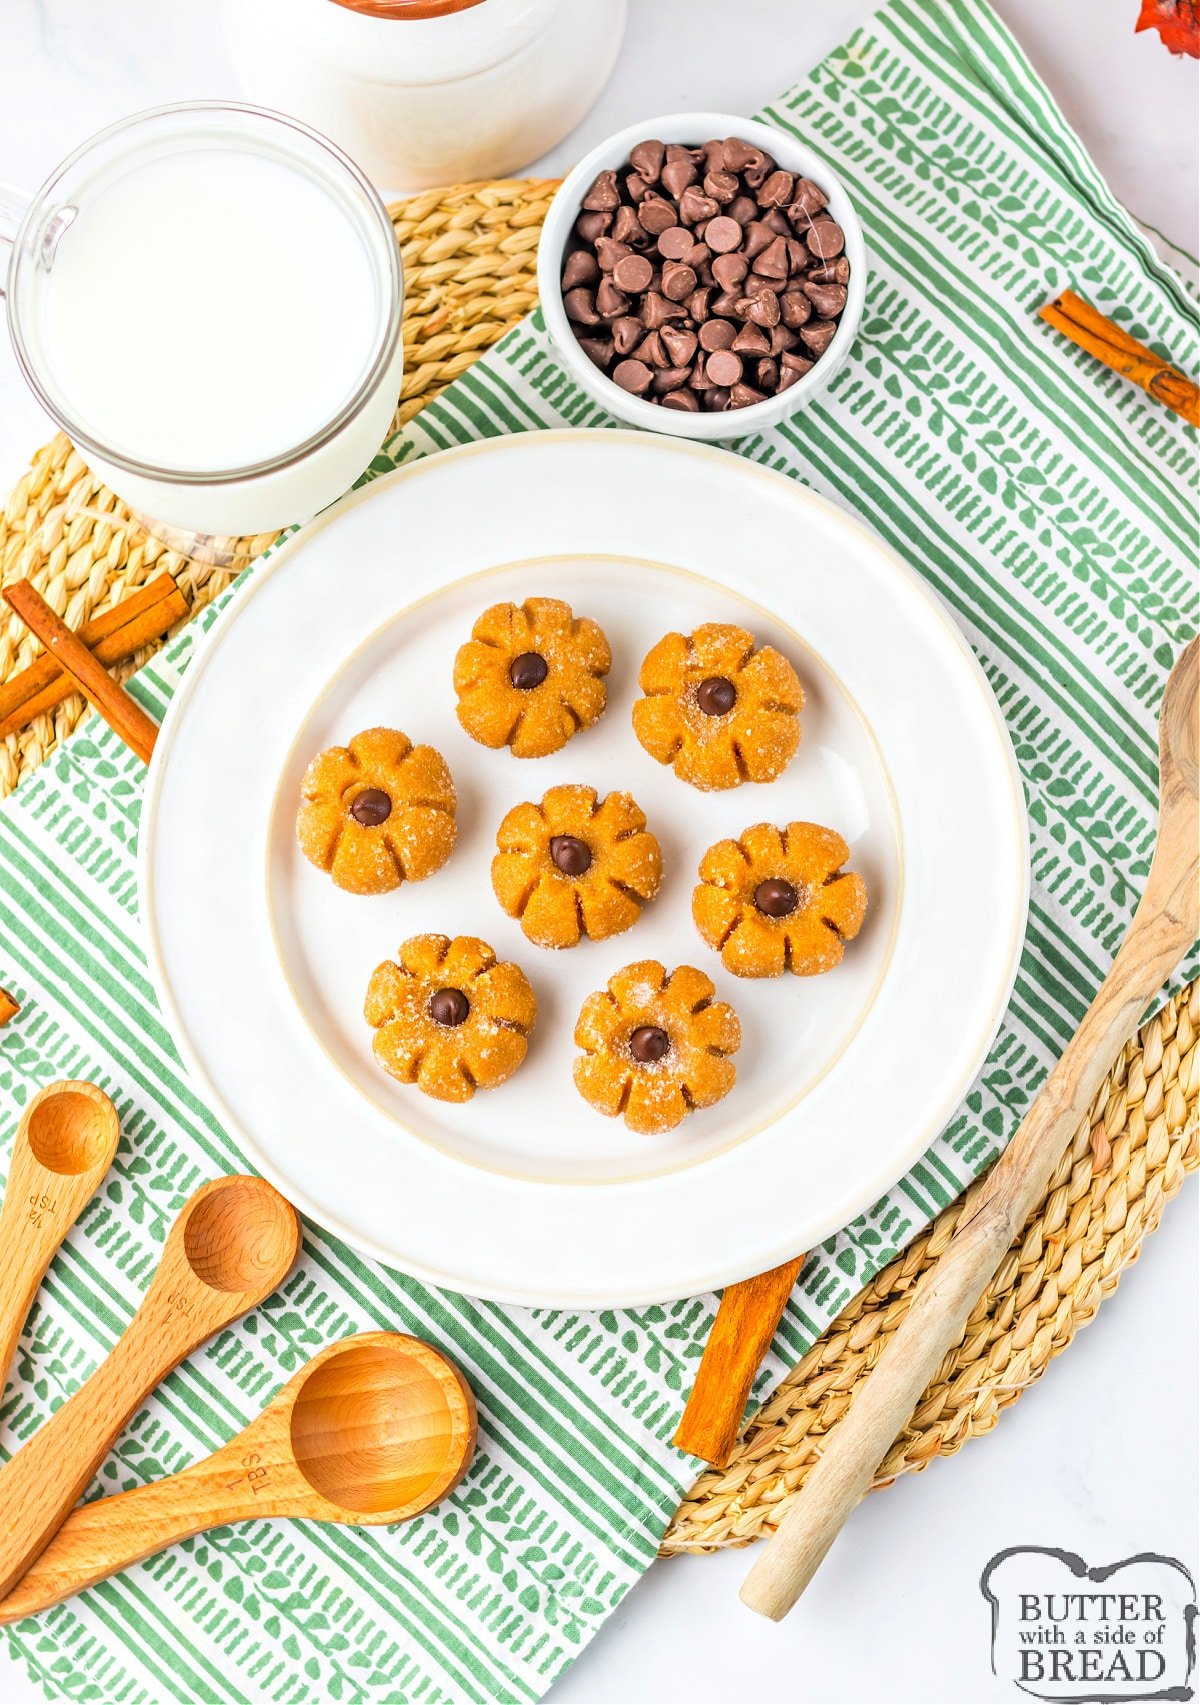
[[142, 431, 1028, 1307]]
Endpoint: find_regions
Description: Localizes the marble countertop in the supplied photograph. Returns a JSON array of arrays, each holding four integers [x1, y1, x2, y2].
[[0, 4, 1195, 1702]]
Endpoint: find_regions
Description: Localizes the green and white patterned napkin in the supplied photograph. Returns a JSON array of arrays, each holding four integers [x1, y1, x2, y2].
[[2, 1, 1197, 1700]]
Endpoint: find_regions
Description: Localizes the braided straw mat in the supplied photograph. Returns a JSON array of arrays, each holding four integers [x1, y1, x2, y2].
[[1, 180, 1195, 1556]]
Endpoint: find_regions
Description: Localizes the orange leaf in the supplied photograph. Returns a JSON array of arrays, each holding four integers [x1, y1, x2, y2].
[[1135, 0, 1200, 55]]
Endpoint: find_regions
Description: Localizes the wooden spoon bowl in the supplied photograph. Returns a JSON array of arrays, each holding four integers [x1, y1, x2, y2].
[[0, 1332, 478, 1622], [23, 1087, 117, 1176], [180, 1174, 298, 1294], [289, 1335, 475, 1519], [0, 1081, 120, 1394]]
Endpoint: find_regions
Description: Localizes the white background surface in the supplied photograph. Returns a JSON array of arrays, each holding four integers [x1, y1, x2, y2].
[[0, 4, 1196, 1703]]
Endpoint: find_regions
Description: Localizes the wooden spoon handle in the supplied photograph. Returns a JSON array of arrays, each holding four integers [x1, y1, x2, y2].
[[0, 1084, 119, 1394], [0, 1271, 250, 1598], [741, 836, 1199, 1620], [0, 1153, 91, 1396], [674, 1256, 804, 1466], [0, 1173, 298, 1599], [0, 1439, 280, 1624]]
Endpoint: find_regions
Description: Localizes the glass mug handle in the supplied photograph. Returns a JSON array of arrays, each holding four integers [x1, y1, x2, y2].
[[0, 182, 32, 301]]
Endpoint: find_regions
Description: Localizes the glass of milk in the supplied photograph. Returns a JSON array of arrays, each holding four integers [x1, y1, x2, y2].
[[0, 103, 404, 540]]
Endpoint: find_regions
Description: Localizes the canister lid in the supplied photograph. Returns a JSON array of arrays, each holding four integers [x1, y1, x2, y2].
[[329, 1, 486, 16], [281, 0, 564, 84]]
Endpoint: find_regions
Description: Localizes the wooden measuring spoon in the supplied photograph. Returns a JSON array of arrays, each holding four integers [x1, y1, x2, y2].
[[0, 1173, 299, 1599], [0, 1332, 477, 1622], [674, 1254, 805, 1466], [0, 1082, 120, 1395], [741, 637, 1199, 1621]]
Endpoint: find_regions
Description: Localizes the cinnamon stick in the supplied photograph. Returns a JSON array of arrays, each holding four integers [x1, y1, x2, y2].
[[673, 1253, 806, 1467], [3, 582, 159, 766], [1039, 290, 1200, 427], [0, 573, 187, 739]]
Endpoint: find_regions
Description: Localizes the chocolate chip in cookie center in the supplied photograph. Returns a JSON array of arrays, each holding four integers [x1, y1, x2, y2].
[[696, 675, 737, 716], [349, 787, 392, 827], [550, 834, 593, 877], [428, 987, 470, 1027], [629, 1024, 671, 1063], [564, 139, 848, 416], [754, 878, 799, 918], [509, 651, 549, 690]]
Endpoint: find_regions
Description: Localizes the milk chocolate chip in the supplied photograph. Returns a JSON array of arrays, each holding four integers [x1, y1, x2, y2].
[[699, 317, 737, 352], [630, 138, 664, 180], [805, 218, 845, 258], [509, 651, 549, 689], [696, 675, 737, 715], [704, 215, 743, 254], [350, 788, 391, 827], [612, 253, 653, 293], [613, 357, 654, 393], [629, 1024, 671, 1063], [803, 281, 848, 317], [754, 878, 799, 918], [657, 224, 693, 260], [582, 170, 620, 211], [705, 349, 743, 387], [429, 987, 470, 1027], [562, 250, 599, 291], [661, 261, 697, 301], [550, 835, 593, 877]]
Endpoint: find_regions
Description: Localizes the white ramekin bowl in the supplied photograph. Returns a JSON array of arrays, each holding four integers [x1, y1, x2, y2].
[[537, 111, 866, 441]]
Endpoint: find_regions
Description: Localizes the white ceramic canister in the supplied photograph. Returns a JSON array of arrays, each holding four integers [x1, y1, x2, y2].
[[223, 0, 628, 192]]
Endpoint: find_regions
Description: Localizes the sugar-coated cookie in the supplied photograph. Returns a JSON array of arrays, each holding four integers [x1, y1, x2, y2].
[[296, 726, 455, 895], [632, 623, 803, 790], [693, 821, 867, 976], [492, 785, 662, 948], [453, 597, 611, 758], [573, 960, 740, 1134], [365, 933, 536, 1102]]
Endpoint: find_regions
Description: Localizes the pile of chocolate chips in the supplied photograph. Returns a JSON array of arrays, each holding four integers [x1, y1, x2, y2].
[[560, 136, 850, 414]]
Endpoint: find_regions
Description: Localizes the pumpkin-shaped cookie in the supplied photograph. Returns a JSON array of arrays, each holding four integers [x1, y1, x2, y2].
[[492, 785, 663, 949], [632, 623, 803, 791], [453, 596, 611, 758], [365, 933, 536, 1102], [693, 821, 867, 977], [573, 960, 740, 1134], [296, 726, 456, 895]]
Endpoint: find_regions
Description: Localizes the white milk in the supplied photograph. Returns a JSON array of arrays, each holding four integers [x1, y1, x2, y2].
[[23, 127, 403, 536], [43, 151, 379, 470]]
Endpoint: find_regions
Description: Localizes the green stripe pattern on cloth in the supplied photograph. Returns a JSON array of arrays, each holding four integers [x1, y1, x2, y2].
[[1, 1, 1196, 1700]]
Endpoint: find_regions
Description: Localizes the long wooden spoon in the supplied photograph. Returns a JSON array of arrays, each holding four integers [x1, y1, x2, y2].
[[742, 636, 1198, 1621], [0, 1173, 299, 1598], [0, 1332, 477, 1622], [674, 1255, 805, 1466], [0, 1082, 120, 1394]]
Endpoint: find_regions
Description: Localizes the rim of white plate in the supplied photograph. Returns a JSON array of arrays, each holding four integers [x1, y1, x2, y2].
[[139, 431, 1030, 1306]]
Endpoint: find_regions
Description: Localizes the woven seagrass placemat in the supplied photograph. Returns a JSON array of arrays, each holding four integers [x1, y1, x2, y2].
[[1, 178, 1195, 1557]]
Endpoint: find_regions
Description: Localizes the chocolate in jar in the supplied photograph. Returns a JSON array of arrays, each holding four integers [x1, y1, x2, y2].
[[560, 137, 850, 414]]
